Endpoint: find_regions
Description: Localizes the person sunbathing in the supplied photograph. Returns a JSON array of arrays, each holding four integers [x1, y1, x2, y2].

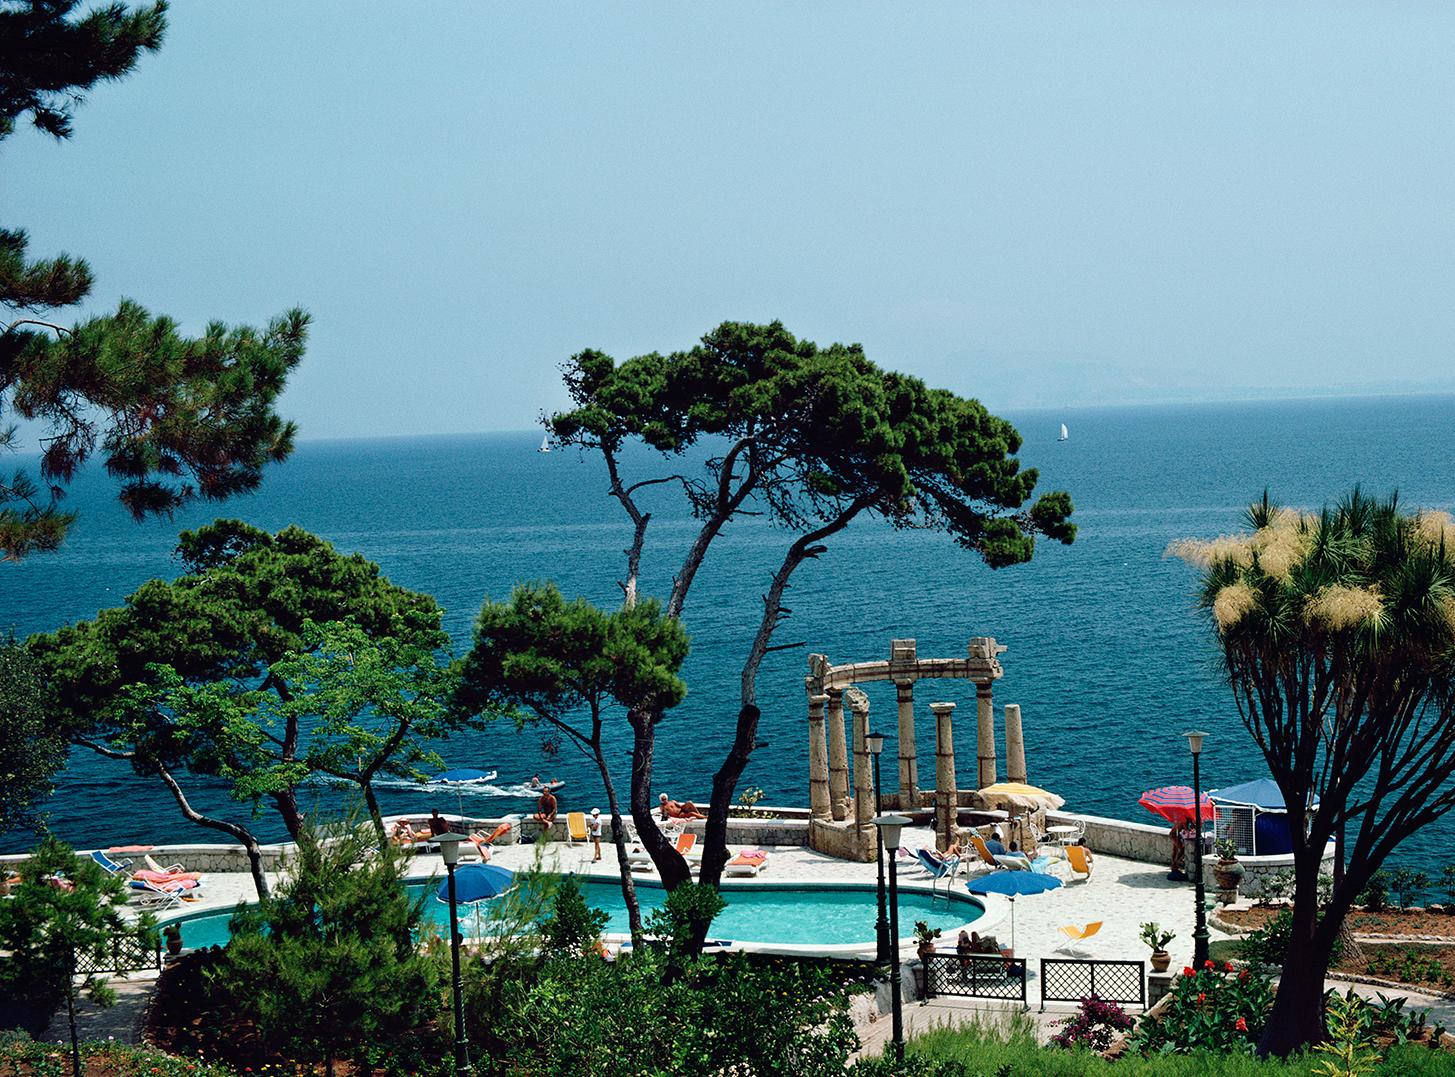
[[658, 793, 705, 820]]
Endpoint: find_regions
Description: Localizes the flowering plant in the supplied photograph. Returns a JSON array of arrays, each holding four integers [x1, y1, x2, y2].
[[1130, 960, 1274, 1055], [1050, 994, 1134, 1052]]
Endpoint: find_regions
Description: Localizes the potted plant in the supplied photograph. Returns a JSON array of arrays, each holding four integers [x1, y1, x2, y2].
[[162, 922, 183, 957], [1213, 837, 1244, 891], [913, 920, 942, 961], [1140, 921, 1175, 973]]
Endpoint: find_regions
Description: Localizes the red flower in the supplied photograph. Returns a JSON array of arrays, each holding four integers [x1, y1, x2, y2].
[[1197, 992, 1206, 1003], [1183, 966, 1194, 977], [1239, 970, 1250, 982], [1224, 961, 1235, 972], [1235, 1016, 1248, 1032], [1204, 959, 1216, 970]]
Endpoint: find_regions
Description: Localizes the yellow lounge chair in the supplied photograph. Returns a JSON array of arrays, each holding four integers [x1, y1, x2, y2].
[[1066, 844, 1093, 880], [1055, 921, 1102, 955], [566, 811, 589, 845], [970, 834, 1000, 869]]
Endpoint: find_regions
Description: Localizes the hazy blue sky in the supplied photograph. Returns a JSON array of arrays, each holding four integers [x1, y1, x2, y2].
[[7, 2, 1454, 439]]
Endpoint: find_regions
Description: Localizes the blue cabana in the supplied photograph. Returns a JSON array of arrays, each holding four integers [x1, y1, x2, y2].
[[1208, 779, 1316, 856]]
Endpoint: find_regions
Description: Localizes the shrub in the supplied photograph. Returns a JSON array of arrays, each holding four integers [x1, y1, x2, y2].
[[540, 874, 608, 956], [1441, 865, 1455, 911], [1360, 870, 1391, 912], [203, 818, 442, 1076], [1314, 990, 1382, 1077], [644, 880, 726, 957], [1241, 908, 1343, 972], [1363, 948, 1453, 988], [1388, 867, 1431, 912], [1130, 961, 1274, 1055], [1050, 995, 1134, 1052], [1257, 869, 1294, 906]]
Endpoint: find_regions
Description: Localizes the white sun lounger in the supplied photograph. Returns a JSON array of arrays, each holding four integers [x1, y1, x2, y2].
[[724, 851, 769, 877]]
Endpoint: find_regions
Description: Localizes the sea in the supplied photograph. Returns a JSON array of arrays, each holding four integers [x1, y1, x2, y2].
[[3, 394, 1454, 877]]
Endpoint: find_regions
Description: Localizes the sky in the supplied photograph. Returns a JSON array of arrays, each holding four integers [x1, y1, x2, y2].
[[5, 2, 1455, 440]]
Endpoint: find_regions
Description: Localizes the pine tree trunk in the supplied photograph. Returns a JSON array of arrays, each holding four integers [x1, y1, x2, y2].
[[591, 737, 644, 942], [628, 714, 690, 891]]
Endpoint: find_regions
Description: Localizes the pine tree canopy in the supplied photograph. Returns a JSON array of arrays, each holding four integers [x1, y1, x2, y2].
[[0, 1, 307, 559]]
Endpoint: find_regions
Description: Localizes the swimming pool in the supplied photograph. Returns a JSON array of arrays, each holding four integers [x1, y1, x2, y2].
[[169, 877, 985, 953]]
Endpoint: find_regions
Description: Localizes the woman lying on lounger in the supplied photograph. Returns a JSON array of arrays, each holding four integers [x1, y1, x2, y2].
[[658, 793, 706, 820]]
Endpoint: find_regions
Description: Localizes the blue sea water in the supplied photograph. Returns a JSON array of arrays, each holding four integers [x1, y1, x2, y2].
[[4, 394, 1455, 874]]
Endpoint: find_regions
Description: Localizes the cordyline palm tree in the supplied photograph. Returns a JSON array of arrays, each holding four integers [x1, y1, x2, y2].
[[1174, 489, 1455, 1056]]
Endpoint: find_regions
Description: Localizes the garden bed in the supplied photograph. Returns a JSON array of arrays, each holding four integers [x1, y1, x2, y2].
[[1222, 904, 1455, 938]]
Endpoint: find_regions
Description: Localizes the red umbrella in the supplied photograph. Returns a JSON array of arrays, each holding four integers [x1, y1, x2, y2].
[[1139, 786, 1217, 827]]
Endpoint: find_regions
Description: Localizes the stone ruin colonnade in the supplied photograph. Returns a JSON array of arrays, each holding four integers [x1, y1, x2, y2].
[[804, 637, 1030, 862]]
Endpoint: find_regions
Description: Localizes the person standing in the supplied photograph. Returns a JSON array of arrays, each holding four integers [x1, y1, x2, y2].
[[588, 807, 604, 862]]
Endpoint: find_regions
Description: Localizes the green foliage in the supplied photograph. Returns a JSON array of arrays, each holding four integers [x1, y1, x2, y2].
[[1387, 868, 1430, 911], [1363, 947, 1453, 988], [1359, 871, 1390, 912], [0, 636, 63, 831], [644, 881, 726, 957], [1240, 909, 1345, 972], [1260, 870, 1295, 907], [1441, 864, 1455, 909], [1313, 993, 1382, 1077], [1215, 838, 1240, 861], [0, 836, 155, 1036], [914, 920, 943, 946], [1140, 922, 1175, 951], [552, 321, 1075, 568], [901, 1011, 1449, 1075], [0, 1031, 242, 1076], [495, 949, 860, 1076], [1130, 961, 1274, 1055], [0, 4, 307, 559], [541, 875, 609, 956], [29, 522, 457, 865], [1050, 995, 1136, 1052], [202, 818, 441, 1074], [1176, 489, 1455, 1052], [458, 580, 690, 721]]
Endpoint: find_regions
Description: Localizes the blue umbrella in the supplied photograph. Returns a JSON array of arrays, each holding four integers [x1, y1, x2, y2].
[[965, 870, 1062, 952], [436, 863, 515, 906]]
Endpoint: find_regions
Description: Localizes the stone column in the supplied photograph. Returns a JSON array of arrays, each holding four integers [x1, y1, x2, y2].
[[1004, 703, 1027, 784], [976, 682, 997, 789], [849, 689, 874, 838], [895, 680, 918, 810], [826, 687, 849, 821], [807, 693, 831, 821], [931, 701, 957, 852]]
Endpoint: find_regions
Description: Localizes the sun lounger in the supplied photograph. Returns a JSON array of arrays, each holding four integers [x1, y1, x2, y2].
[[566, 811, 589, 845], [1054, 921, 1102, 956], [675, 832, 701, 860], [725, 849, 769, 877], [1066, 844, 1093, 880], [90, 850, 132, 876], [993, 853, 1055, 874], [128, 878, 202, 910], [969, 834, 1000, 869]]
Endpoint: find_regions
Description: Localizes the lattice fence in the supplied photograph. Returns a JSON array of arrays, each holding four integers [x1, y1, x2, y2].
[[922, 953, 1027, 1003], [73, 936, 162, 976], [1039, 958, 1145, 1008]]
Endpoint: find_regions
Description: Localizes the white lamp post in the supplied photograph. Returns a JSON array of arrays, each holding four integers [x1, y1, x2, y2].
[[865, 731, 891, 963], [1181, 731, 1211, 968]]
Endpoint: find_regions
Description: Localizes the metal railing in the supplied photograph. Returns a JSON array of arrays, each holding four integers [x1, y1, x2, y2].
[[1039, 958, 1145, 1009], [922, 953, 1027, 1003], [73, 936, 163, 976]]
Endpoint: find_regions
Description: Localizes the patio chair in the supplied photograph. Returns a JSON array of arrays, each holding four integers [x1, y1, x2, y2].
[[128, 878, 200, 911], [1066, 843, 1093, 881], [90, 850, 132, 876], [914, 848, 963, 897], [676, 832, 701, 860], [1054, 921, 1102, 956], [969, 834, 1000, 869], [993, 853, 1055, 874], [466, 822, 512, 861], [566, 812, 589, 846], [725, 849, 769, 877]]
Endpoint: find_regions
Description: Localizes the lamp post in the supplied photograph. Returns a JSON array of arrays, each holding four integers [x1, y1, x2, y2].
[[865, 731, 891, 963], [1182, 731, 1210, 969], [435, 832, 473, 1076], [873, 813, 911, 1065]]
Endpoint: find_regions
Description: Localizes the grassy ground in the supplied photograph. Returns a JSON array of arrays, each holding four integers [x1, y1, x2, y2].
[[901, 1015, 1454, 1076]]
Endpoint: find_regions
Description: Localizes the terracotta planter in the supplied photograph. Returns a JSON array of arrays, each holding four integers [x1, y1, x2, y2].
[[1213, 859, 1244, 891], [1150, 949, 1172, 973], [917, 943, 937, 963]]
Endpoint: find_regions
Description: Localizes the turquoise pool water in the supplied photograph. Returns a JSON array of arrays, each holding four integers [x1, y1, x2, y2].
[[172, 877, 982, 950]]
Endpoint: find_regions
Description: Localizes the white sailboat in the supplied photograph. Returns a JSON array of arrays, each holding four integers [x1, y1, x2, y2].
[[1057, 423, 1068, 442], [537, 434, 551, 453]]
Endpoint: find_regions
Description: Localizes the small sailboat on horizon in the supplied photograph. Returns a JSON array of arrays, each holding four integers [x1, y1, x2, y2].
[[1058, 423, 1069, 442], [538, 433, 551, 453]]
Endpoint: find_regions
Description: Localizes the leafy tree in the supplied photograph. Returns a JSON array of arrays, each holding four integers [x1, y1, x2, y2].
[[29, 520, 453, 895], [0, 635, 63, 831], [548, 321, 1075, 902], [0, 1, 307, 558], [203, 818, 441, 1077], [456, 581, 689, 940], [0, 835, 156, 1074], [1175, 490, 1455, 1056], [540, 875, 609, 957]]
